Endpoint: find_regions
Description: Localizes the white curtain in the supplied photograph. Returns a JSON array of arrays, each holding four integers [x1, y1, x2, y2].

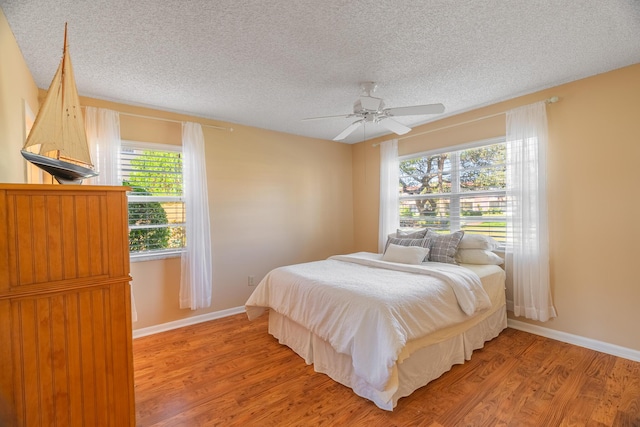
[[179, 122, 213, 310], [85, 107, 121, 186], [378, 139, 399, 253], [84, 107, 139, 322], [506, 101, 556, 322]]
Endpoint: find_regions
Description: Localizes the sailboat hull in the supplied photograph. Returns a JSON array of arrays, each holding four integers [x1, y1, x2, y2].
[[21, 150, 98, 184]]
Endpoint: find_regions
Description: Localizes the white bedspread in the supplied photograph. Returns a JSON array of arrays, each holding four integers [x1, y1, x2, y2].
[[245, 252, 491, 391]]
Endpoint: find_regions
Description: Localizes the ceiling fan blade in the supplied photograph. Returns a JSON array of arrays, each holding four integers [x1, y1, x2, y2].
[[384, 103, 445, 116], [378, 118, 412, 135], [302, 113, 352, 121], [333, 120, 363, 141]]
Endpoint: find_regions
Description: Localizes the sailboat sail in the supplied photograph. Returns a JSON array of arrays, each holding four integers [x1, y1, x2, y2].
[[21, 24, 97, 184]]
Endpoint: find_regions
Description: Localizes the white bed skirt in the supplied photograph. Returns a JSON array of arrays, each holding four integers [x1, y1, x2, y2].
[[268, 302, 507, 410]]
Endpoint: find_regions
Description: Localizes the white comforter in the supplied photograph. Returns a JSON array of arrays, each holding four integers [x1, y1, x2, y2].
[[245, 252, 491, 391]]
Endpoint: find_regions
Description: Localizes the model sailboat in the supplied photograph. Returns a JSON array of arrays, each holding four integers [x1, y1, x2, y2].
[[21, 23, 98, 184]]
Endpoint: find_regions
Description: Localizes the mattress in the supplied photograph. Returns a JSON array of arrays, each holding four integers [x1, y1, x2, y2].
[[267, 263, 507, 410]]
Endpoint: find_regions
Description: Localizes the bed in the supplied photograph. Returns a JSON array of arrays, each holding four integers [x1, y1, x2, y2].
[[245, 232, 507, 411]]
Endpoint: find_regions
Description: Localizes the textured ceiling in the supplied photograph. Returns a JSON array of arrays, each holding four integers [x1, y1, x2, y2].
[[2, 1, 640, 143]]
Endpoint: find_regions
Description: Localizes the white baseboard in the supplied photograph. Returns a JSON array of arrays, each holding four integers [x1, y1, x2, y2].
[[507, 318, 640, 363], [132, 306, 246, 339]]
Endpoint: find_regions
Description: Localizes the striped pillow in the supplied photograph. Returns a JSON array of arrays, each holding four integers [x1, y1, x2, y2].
[[384, 236, 430, 253]]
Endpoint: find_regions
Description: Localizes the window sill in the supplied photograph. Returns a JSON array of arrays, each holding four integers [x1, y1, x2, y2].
[[130, 249, 184, 263]]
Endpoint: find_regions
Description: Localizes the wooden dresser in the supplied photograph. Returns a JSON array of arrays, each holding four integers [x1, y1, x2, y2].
[[0, 184, 135, 426]]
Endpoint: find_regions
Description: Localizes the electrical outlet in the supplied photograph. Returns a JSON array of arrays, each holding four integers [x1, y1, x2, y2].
[[248, 275, 255, 286]]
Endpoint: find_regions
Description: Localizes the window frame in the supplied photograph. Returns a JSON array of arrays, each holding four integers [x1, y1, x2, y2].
[[121, 140, 185, 262], [398, 136, 507, 246]]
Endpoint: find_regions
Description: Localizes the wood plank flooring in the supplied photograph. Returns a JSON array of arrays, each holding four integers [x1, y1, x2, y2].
[[133, 313, 640, 426]]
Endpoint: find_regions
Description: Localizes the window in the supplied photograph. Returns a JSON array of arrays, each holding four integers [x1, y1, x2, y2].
[[120, 141, 185, 259], [399, 138, 506, 242]]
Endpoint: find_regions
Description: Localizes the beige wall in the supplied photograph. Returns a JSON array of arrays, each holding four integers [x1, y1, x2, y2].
[[79, 98, 354, 329], [353, 64, 640, 351], [0, 8, 39, 183]]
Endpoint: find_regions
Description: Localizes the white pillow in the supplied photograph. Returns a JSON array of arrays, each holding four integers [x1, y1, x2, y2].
[[458, 234, 500, 250], [382, 243, 430, 265], [455, 248, 504, 265]]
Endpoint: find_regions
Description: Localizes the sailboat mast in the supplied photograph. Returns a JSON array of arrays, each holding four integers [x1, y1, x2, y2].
[[61, 22, 68, 136]]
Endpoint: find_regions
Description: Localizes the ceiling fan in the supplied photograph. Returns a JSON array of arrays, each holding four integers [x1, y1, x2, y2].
[[303, 82, 445, 141]]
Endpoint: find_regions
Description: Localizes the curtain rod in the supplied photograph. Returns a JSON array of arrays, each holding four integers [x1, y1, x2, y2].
[[118, 111, 233, 131], [372, 96, 559, 147]]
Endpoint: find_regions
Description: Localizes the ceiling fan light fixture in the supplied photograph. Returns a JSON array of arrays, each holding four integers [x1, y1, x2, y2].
[[358, 95, 383, 112]]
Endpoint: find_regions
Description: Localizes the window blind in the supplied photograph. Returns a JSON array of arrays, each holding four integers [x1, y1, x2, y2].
[[121, 143, 185, 255]]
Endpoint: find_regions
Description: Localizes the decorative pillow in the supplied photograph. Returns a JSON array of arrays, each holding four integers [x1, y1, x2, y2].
[[455, 248, 504, 265], [384, 236, 430, 252], [458, 233, 499, 250], [424, 229, 464, 264], [396, 228, 428, 239], [382, 244, 430, 265]]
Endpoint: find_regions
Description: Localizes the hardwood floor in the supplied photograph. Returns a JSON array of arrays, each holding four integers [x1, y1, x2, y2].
[[133, 313, 640, 426]]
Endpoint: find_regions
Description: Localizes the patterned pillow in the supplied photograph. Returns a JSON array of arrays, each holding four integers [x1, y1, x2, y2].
[[424, 229, 465, 264], [384, 236, 430, 253]]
